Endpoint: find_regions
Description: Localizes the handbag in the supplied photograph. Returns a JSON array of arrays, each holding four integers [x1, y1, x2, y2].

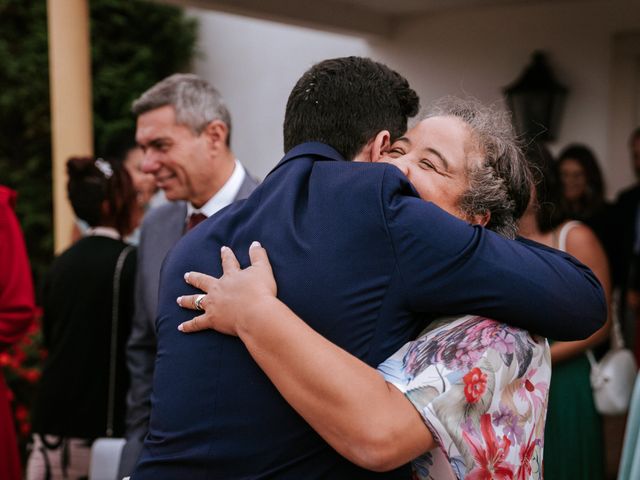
[[586, 290, 638, 415], [89, 245, 134, 479]]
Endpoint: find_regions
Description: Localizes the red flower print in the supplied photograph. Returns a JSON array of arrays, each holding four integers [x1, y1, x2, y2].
[[517, 368, 548, 414], [463, 367, 487, 404], [516, 429, 538, 480], [463, 414, 514, 480]]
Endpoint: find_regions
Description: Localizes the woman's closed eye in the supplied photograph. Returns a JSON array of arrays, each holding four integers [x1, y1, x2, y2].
[[388, 147, 405, 156], [419, 159, 436, 171], [419, 159, 451, 177]]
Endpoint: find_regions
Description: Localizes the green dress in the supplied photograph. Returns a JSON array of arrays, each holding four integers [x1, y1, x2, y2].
[[543, 347, 605, 479], [543, 220, 606, 479]]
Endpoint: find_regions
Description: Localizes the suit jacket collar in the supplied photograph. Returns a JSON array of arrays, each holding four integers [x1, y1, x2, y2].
[[235, 172, 260, 201], [165, 201, 189, 240], [269, 142, 346, 175]]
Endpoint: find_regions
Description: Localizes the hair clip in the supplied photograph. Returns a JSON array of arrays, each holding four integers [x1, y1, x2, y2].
[[95, 158, 113, 179]]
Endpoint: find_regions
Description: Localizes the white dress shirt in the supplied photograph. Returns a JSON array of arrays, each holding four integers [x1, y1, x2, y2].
[[186, 159, 247, 220]]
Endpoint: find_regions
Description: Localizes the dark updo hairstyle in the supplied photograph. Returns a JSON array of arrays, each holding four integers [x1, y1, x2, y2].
[[557, 143, 605, 220], [525, 142, 567, 233], [66, 156, 136, 238]]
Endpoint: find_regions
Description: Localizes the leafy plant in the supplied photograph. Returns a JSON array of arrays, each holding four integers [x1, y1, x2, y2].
[[0, 311, 45, 456], [0, 0, 52, 284], [0, 0, 197, 456], [89, 0, 198, 154], [0, 0, 197, 286]]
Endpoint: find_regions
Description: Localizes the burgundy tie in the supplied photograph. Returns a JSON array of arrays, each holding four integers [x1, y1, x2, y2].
[[186, 212, 207, 231]]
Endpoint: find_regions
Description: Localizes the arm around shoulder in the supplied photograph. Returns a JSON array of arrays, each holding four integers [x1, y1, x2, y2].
[[381, 172, 606, 339], [235, 295, 435, 471]]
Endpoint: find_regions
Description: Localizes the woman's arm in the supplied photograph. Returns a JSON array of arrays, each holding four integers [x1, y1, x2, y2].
[[550, 224, 612, 364], [178, 244, 434, 471]]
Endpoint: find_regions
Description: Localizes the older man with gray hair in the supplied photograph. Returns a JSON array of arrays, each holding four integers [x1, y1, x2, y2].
[[117, 73, 258, 478]]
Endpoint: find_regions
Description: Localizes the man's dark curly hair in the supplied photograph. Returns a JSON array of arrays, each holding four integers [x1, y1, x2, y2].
[[283, 57, 420, 160]]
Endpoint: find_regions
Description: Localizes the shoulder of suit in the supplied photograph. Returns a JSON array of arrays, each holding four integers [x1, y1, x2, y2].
[[377, 162, 417, 194]]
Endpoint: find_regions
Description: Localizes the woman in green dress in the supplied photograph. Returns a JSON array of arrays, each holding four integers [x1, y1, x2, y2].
[[519, 144, 611, 479]]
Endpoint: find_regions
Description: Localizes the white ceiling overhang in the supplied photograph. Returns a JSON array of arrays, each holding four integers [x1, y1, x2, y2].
[[156, 0, 603, 37]]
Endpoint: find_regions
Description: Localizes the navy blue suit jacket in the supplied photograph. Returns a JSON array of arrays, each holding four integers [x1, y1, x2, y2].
[[133, 142, 606, 479]]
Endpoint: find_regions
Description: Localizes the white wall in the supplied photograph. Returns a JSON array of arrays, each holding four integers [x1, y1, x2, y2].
[[369, 1, 640, 196], [189, 2, 640, 195], [188, 8, 367, 180]]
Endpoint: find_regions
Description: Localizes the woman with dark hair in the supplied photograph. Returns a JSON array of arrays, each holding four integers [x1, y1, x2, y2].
[[558, 144, 606, 219], [558, 144, 614, 257], [26, 157, 138, 479], [520, 143, 611, 480]]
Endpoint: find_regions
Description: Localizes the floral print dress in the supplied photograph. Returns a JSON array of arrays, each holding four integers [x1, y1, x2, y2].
[[377, 315, 551, 480]]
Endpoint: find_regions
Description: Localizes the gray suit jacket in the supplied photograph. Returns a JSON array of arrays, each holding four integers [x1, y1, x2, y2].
[[117, 174, 259, 478]]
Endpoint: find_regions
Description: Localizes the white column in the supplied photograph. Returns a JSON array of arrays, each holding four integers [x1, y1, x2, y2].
[[47, 0, 93, 253]]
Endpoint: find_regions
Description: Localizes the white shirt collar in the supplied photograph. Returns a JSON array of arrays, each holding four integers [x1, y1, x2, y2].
[[86, 226, 121, 240], [186, 159, 246, 219]]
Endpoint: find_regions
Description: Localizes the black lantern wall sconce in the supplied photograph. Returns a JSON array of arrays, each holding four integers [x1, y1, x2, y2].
[[504, 51, 568, 142]]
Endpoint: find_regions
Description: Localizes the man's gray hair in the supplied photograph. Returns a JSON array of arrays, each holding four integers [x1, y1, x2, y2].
[[427, 97, 531, 239], [132, 73, 232, 143]]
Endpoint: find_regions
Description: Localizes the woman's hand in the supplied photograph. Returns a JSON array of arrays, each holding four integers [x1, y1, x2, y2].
[[176, 241, 277, 336], [178, 242, 434, 469]]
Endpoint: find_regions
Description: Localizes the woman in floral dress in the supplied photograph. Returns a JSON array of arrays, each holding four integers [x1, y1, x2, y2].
[[177, 99, 554, 479]]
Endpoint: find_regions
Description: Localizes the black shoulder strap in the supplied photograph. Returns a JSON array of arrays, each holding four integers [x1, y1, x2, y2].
[[106, 245, 134, 437]]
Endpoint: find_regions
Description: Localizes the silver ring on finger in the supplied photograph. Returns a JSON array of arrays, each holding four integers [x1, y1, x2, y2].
[[194, 294, 206, 311]]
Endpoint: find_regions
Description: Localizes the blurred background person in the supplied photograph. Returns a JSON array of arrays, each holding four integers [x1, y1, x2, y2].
[[0, 185, 37, 480], [122, 144, 164, 210], [612, 127, 640, 361], [519, 143, 611, 480], [557, 144, 615, 261], [70, 132, 164, 245], [103, 130, 164, 213], [104, 132, 166, 244], [25, 156, 138, 479]]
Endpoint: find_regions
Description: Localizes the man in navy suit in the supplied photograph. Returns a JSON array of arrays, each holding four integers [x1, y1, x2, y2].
[[132, 57, 606, 479]]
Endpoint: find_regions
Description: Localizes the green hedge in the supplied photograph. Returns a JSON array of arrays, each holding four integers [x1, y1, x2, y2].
[[0, 0, 197, 287]]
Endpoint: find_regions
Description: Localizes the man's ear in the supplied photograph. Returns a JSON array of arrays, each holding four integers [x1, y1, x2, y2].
[[203, 120, 229, 150], [369, 130, 391, 163], [353, 130, 391, 162]]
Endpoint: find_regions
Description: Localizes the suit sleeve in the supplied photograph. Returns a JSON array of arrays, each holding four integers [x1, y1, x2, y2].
[[381, 166, 607, 341], [119, 233, 156, 477], [0, 190, 35, 350]]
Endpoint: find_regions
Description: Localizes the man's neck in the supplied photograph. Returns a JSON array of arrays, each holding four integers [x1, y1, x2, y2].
[[189, 157, 246, 219]]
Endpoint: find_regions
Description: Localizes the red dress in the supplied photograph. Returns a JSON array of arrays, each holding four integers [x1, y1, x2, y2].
[[0, 186, 36, 480]]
